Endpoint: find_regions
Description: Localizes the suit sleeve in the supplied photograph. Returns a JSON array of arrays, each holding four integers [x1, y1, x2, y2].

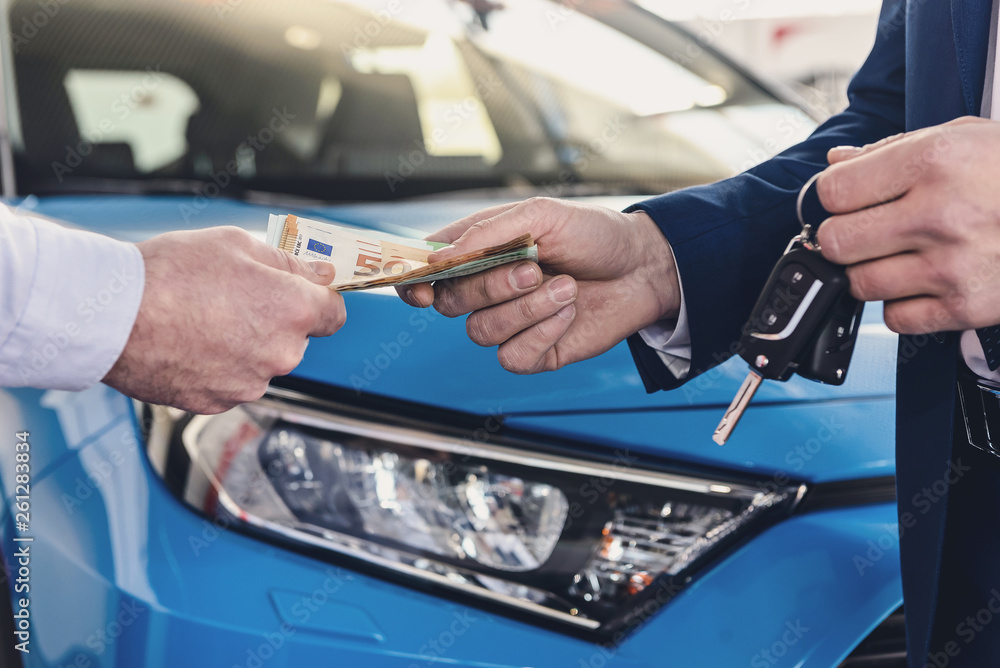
[[626, 0, 908, 392]]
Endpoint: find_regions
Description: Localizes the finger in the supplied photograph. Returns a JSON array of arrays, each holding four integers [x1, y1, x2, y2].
[[398, 201, 544, 308], [258, 243, 337, 286], [425, 201, 524, 244], [846, 252, 941, 301], [883, 297, 954, 334], [496, 304, 576, 374], [428, 197, 563, 263], [434, 261, 544, 317], [816, 195, 922, 265], [304, 287, 348, 337], [397, 282, 435, 308], [817, 130, 933, 213], [827, 132, 908, 164], [465, 275, 578, 346]]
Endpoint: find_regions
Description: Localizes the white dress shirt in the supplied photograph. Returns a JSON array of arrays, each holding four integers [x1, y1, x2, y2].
[[642, 12, 1000, 383], [0, 205, 145, 390]]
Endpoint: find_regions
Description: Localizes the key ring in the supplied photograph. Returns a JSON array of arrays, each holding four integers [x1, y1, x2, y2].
[[796, 172, 830, 250]]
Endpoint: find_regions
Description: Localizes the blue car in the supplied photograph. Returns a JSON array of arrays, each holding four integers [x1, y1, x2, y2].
[[0, 0, 904, 665]]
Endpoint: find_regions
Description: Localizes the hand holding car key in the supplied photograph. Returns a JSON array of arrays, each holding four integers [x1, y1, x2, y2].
[[712, 174, 865, 444]]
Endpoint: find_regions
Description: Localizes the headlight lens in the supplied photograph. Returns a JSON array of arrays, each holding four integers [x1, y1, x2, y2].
[[259, 425, 568, 572], [159, 392, 799, 638]]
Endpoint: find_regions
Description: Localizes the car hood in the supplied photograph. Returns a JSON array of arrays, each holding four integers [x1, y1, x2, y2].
[[22, 193, 897, 482]]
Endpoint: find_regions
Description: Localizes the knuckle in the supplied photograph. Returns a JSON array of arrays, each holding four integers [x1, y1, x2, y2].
[[478, 273, 506, 306], [879, 132, 904, 147], [432, 283, 464, 318], [939, 203, 978, 244], [537, 349, 563, 373], [237, 383, 268, 405], [271, 245, 301, 274], [285, 299, 314, 329], [817, 222, 842, 262], [932, 253, 964, 289], [468, 216, 497, 239], [817, 172, 842, 211], [218, 225, 254, 247], [466, 313, 499, 346], [331, 304, 348, 331], [944, 299, 974, 330], [847, 267, 876, 300], [273, 350, 302, 376], [882, 306, 906, 333], [512, 293, 539, 323], [524, 196, 553, 212], [199, 392, 238, 414]]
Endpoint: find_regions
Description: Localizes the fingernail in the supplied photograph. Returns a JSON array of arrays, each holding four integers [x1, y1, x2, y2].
[[402, 288, 417, 307], [511, 263, 540, 290], [308, 260, 335, 278], [547, 276, 575, 303], [432, 244, 457, 258], [829, 145, 861, 160], [557, 304, 575, 320]]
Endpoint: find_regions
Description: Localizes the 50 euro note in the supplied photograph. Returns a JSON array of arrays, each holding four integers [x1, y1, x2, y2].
[[266, 214, 538, 292]]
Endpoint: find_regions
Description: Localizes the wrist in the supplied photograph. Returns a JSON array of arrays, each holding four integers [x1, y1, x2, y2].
[[627, 210, 681, 329], [102, 241, 153, 392]]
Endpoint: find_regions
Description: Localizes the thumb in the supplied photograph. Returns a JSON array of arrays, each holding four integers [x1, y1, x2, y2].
[[260, 243, 337, 286], [303, 260, 336, 285], [427, 198, 556, 263]]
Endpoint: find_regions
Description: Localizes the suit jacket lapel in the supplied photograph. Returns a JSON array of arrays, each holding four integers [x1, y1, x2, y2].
[[952, 0, 993, 115]]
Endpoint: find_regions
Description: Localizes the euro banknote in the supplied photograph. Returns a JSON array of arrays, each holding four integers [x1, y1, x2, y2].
[[266, 214, 538, 292]]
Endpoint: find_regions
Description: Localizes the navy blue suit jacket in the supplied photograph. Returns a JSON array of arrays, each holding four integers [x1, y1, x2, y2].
[[627, 1, 995, 663]]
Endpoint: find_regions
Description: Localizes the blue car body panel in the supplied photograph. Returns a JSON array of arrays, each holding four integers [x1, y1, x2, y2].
[[0, 194, 903, 666], [0, 386, 900, 668]]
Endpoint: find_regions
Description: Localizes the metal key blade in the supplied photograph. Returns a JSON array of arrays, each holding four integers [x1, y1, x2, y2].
[[713, 371, 763, 445]]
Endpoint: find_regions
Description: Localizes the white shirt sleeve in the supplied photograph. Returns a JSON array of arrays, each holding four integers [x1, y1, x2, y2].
[[0, 206, 145, 391], [637, 247, 691, 379]]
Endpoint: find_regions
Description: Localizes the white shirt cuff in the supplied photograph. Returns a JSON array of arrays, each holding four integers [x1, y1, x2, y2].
[[0, 213, 145, 391]]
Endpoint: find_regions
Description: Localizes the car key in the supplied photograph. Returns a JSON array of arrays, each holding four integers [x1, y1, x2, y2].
[[712, 174, 864, 444]]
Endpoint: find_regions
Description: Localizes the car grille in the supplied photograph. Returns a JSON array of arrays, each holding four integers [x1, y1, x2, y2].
[[839, 607, 907, 667]]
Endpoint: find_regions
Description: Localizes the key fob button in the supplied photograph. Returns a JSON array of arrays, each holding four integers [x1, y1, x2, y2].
[[758, 308, 790, 334], [779, 262, 816, 288], [832, 318, 848, 340], [758, 312, 792, 335]]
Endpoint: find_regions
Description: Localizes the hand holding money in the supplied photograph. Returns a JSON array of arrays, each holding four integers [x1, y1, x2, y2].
[[266, 214, 538, 291], [105, 226, 346, 414], [396, 198, 681, 374]]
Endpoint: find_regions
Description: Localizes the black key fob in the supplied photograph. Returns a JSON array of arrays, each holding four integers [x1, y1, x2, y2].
[[738, 242, 855, 382]]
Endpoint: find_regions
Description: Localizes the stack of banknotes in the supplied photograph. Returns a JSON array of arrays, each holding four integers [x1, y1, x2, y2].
[[266, 214, 538, 292]]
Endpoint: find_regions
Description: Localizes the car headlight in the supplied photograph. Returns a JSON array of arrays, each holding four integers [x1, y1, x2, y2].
[[146, 389, 801, 639]]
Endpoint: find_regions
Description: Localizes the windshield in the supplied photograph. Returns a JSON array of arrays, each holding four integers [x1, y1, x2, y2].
[[3, 0, 814, 201]]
